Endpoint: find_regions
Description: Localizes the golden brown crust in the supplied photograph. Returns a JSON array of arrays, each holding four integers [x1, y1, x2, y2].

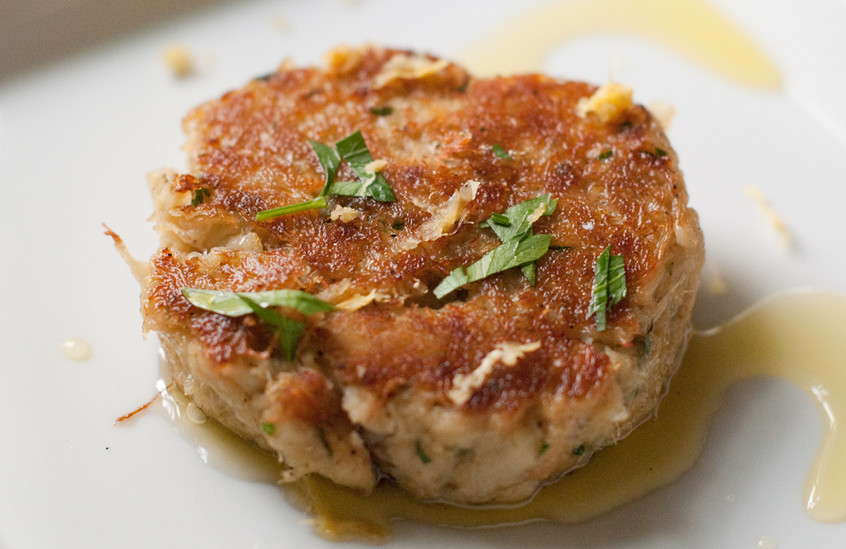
[[140, 45, 704, 502], [148, 47, 687, 402]]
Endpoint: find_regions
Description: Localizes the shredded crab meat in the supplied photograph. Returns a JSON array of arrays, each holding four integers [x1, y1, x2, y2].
[[373, 53, 450, 88], [396, 179, 480, 251], [335, 289, 391, 311], [449, 341, 542, 405], [329, 205, 360, 223], [365, 159, 386, 174], [576, 81, 633, 123]]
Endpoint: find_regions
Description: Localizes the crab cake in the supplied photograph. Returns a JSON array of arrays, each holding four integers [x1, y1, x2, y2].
[[137, 45, 704, 504]]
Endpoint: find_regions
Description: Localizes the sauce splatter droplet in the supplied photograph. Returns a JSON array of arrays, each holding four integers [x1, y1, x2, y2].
[[187, 403, 208, 424], [60, 338, 92, 361], [757, 536, 778, 549]]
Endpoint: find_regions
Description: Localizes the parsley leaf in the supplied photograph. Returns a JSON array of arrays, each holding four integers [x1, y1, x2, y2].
[[415, 440, 432, 464], [434, 195, 558, 298], [588, 247, 627, 330], [255, 131, 394, 221], [329, 130, 395, 202], [181, 288, 335, 316], [191, 187, 210, 207], [479, 194, 557, 242], [474, 193, 558, 287], [521, 261, 537, 286], [491, 144, 513, 160], [241, 297, 304, 361], [433, 233, 552, 299], [181, 288, 335, 360], [489, 212, 511, 226]]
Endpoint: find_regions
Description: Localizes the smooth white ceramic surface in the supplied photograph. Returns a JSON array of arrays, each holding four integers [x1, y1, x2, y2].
[[2, 1, 845, 547]]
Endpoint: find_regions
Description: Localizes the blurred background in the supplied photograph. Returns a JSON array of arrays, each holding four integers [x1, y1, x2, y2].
[[1, 0, 237, 79]]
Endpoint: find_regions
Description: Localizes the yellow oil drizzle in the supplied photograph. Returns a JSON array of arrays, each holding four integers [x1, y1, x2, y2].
[[291, 290, 846, 538], [458, 0, 781, 90], [154, 380, 283, 484]]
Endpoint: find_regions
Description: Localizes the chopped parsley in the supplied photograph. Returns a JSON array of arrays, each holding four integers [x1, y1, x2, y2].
[[415, 440, 432, 464], [478, 194, 557, 242], [317, 427, 333, 457], [643, 146, 668, 159], [598, 149, 613, 160], [191, 187, 210, 207], [369, 105, 394, 116], [491, 144, 513, 160], [181, 288, 335, 361], [489, 212, 511, 226], [521, 261, 537, 287], [433, 194, 557, 299], [329, 130, 395, 201], [261, 422, 275, 435], [255, 130, 395, 221], [587, 247, 627, 331], [572, 444, 586, 456]]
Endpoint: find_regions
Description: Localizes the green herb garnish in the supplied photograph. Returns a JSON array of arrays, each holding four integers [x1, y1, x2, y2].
[[521, 261, 537, 287], [317, 427, 333, 457], [598, 149, 613, 160], [491, 144, 513, 160], [587, 246, 627, 331], [489, 212, 511, 226], [433, 194, 557, 299], [369, 105, 394, 116], [181, 288, 334, 316], [255, 130, 395, 221], [434, 233, 553, 299], [191, 187, 210, 207], [643, 147, 668, 159], [537, 442, 550, 457], [262, 422, 275, 435], [415, 440, 432, 464], [328, 130, 395, 201], [478, 194, 557, 242], [181, 288, 335, 361], [572, 444, 586, 456]]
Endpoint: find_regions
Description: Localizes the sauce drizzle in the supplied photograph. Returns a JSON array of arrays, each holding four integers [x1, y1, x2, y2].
[[459, 0, 781, 90], [291, 290, 846, 537]]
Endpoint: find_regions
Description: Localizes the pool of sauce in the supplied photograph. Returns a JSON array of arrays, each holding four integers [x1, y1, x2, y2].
[[154, 290, 846, 540], [290, 290, 846, 539]]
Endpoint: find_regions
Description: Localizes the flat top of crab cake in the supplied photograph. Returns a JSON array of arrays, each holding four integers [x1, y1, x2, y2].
[[155, 43, 694, 355]]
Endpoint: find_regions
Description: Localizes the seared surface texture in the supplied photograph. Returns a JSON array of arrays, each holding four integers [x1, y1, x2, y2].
[[140, 45, 704, 503]]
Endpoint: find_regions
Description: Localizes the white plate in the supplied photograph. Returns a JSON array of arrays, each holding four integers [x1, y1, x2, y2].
[[2, 0, 845, 547]]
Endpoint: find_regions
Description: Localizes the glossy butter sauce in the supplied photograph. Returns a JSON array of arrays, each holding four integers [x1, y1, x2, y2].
[[292, 291, 846, 538], [459, 0, 781, 90], [153, 291, 846, 539], [152, 1, 846, 539]]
